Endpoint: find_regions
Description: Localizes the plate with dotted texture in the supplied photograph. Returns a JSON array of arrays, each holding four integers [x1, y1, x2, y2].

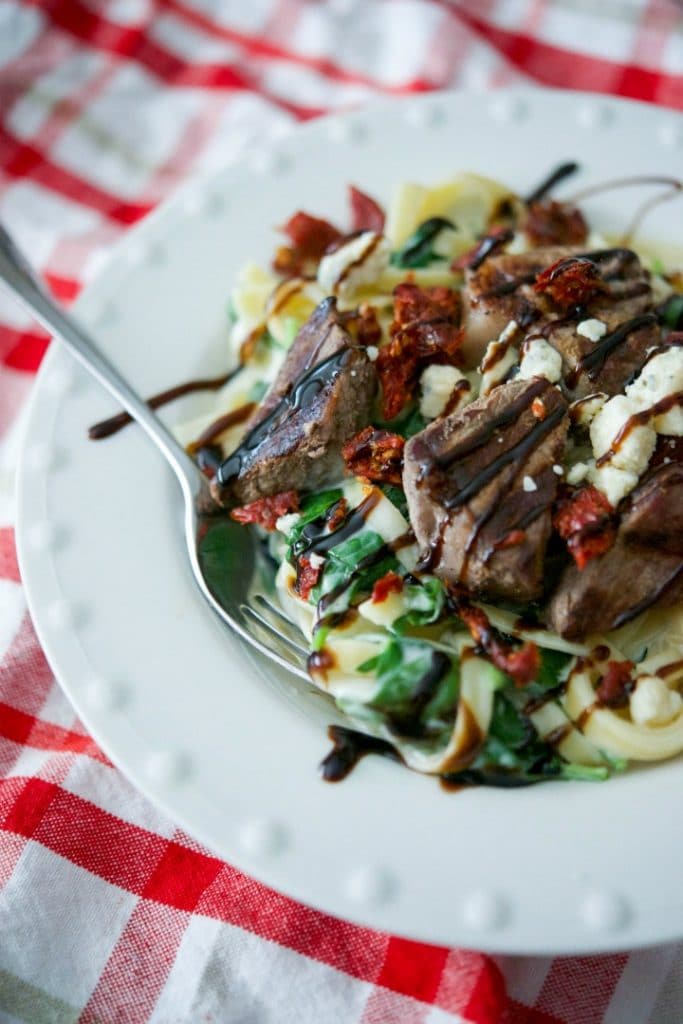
[[16, 89, 683, 954]]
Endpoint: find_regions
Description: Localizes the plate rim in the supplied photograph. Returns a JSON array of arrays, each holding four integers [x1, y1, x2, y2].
[[15, 86, 683, 956]]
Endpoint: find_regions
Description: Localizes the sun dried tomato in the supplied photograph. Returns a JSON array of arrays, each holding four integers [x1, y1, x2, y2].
[[534, 256, 608, 310], [523, 200, 588, 247], [325, 497, 349, 532], [371, 571, 404, 603], [456, 602, 541, 686], [274, 211, 343, 276], [596, 660, 635, 708], [342, 303, 382, 348], [393, 282, 460, 328], [378, 283, 463, 420], [230, 490, 300, 531], [295, 555, 322, 602], [342, 426, 405, 485], [348, 185, 385, 233], [553, 485, 616, 569]]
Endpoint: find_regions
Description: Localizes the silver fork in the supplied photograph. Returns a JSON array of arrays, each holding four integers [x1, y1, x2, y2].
[[0, 223, 310, 680]]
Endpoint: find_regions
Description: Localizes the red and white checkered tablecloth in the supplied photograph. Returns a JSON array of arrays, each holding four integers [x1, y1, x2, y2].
[[1, 2, 683, 1021]]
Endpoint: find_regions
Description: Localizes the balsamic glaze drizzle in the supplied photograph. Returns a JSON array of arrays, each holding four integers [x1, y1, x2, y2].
[[524, 162, 580, 205], [215, 347, 353, 488]]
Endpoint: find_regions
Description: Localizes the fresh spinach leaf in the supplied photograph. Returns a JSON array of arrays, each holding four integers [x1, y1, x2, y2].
[[380, 484, 408, 519], [390, 217, 456, 269], [394, 577, 446, 632]]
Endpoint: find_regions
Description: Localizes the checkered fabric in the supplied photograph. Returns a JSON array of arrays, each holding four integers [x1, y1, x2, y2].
[[1, 1, 683, 1021]]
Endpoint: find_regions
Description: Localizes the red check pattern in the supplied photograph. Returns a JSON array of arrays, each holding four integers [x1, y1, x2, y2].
[[1, 1, 683, 1021]]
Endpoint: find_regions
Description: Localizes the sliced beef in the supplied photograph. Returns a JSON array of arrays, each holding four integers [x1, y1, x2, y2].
[[212, 299, 377, 506], [462, 245, 654, 387], [403, 378, 568, 602], [533, 304, 659, 398], [545, 540, 683, 639], [462, 246, 570, 364], [546, 462, 683, 638], [253, 296, 351, 422], [620, 461, 683, 555]]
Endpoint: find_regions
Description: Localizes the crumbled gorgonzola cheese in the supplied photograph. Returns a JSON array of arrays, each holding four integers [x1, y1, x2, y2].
[[625, 346, 683, 436], [419, 364, 470, 420], [518, 337, 563, 383], [317, 232, 390, 302], [576, 318, 607, 343]]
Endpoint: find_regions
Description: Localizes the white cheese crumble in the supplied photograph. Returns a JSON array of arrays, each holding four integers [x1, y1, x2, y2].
[[589, 463, 638, 508], [308, 552, 325, 570], [419, 364, 470, 420], [518, 336, 563, 383], [590, 395, 656, 474], [276, 512, 301, 535], [479, 321, 519, 396], [569, 392, 607, 427], [522, 475, 537, 492], [625, 346, 683, 436], [630, 675, 683, 727], [566, 461, 590, 485], [576, 318, 607, 343], [366, 345, 379, 362], [317, 232, 390, 302], [552, 464, 564, 476]]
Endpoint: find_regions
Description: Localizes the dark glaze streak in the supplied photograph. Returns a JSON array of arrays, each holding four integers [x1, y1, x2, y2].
[[525, 162, 580, 205], [565, 313, 658, 389], [595, 391, 683, 467], [319, 725, 402, 782], [295, 490, 382, 562], [334, 233, 382, 294], [88, 366, 240, 440], [187, 402, 255, 453], [545, 723, 572, 747], [437, 402, 565, 512], [216, 347, 352, 488], [466, 228, 514, 271], [387, 651, 451, 739], [317, 535, 391, 617], [424, 379, 548, 478]]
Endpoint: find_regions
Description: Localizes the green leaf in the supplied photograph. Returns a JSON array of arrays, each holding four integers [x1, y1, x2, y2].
[[661, 294, 683, 330], [364, 637, 458, 735], [539, 648, 573, 685], [390, 217, 456, 269], [394, 577, 446, 632], [287, 489, 344, 560], [488, 693, 535, 750], [380, 484, 408, 519], [315, 531, 399, 616]]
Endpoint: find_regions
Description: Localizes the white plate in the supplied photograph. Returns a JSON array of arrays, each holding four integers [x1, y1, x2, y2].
[[16, 89, 683, 955]]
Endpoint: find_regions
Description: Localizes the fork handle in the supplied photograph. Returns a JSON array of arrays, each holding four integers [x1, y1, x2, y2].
[[0, 222, 201, 494]]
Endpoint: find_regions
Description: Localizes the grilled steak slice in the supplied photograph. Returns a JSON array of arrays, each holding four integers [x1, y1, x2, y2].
[[534, 305, 658, 398], [253, 296, 351, 423], [546, 459, 683, 638], [545, 540, 683, 639], [462, 247, 568, 363], [621, 461, 683, 555], [212, 301, 377, 506], [462, 245, 653, 382], [403, 378, 568, 602]]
